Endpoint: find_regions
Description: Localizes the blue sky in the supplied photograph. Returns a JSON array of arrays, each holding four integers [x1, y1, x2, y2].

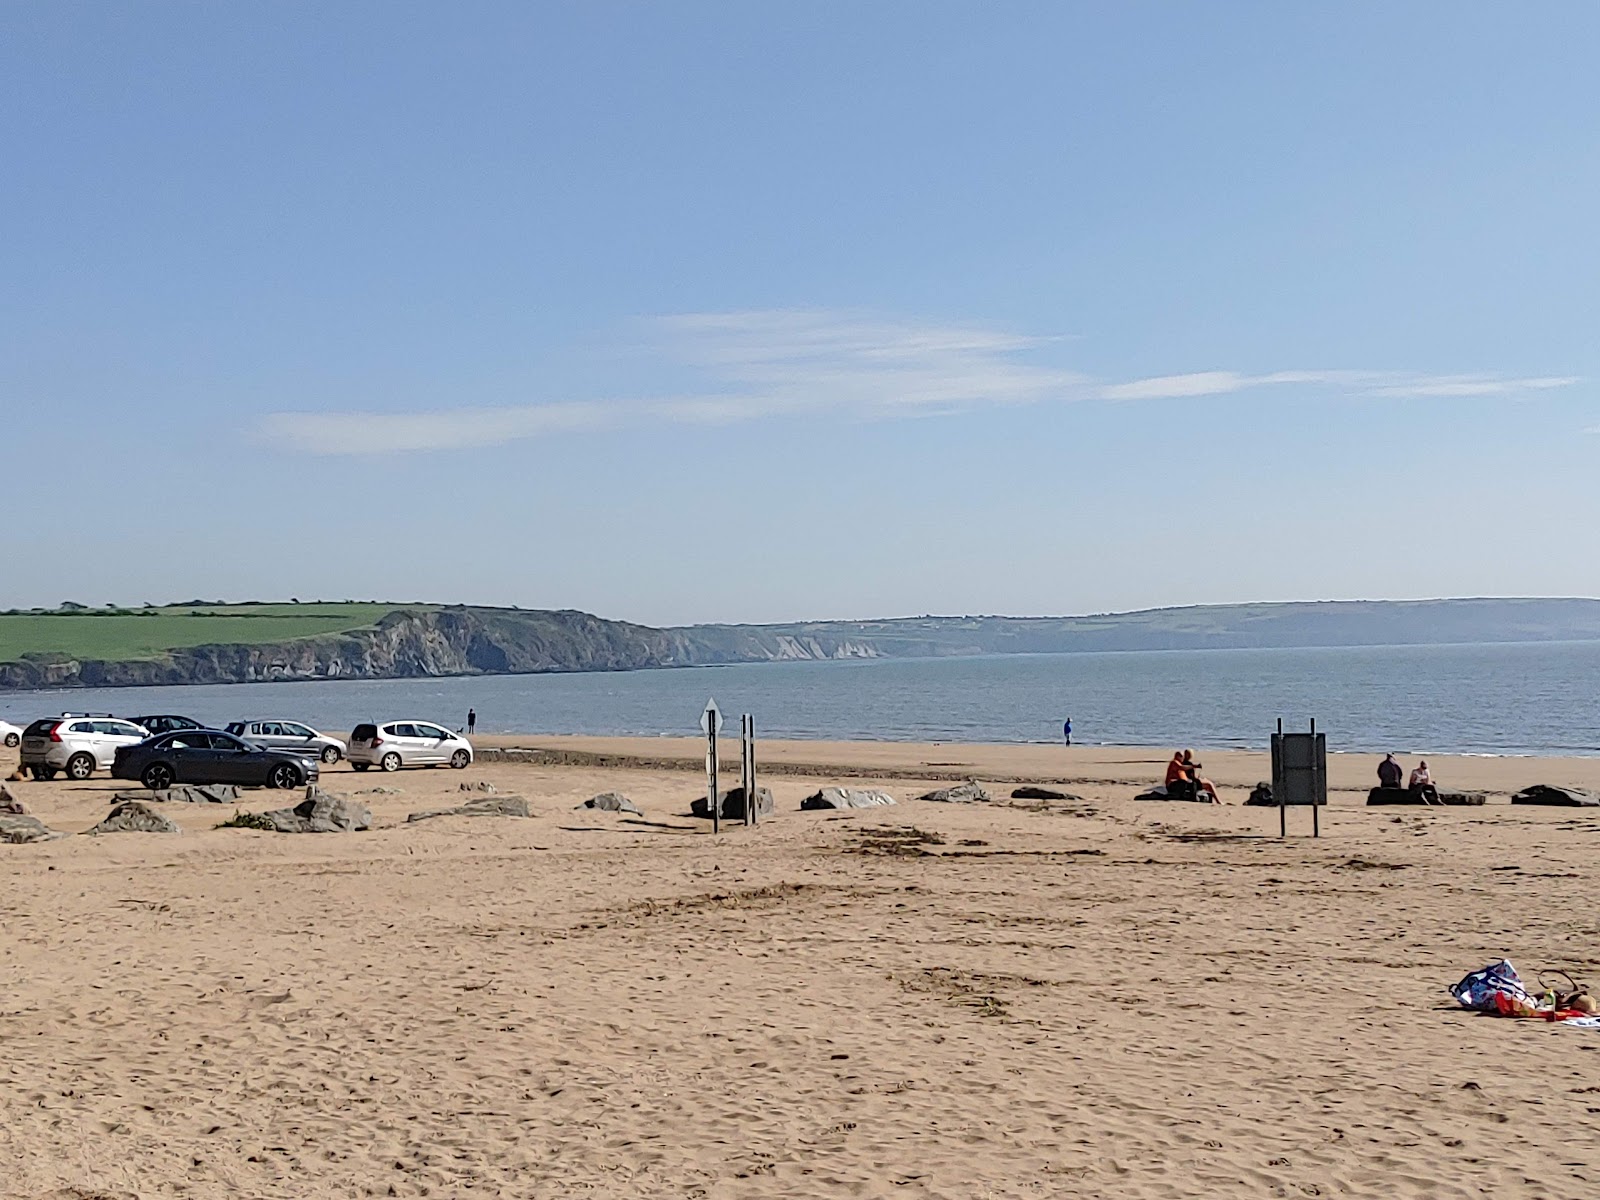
[[4, 2, 1597, 624]]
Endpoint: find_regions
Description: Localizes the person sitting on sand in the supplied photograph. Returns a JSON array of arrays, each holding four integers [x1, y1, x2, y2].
[[1377, 753, 1403, 789], [1409, 760, 1440, 804], [1181, 749, 1221, 803], [1165, 750, 1189, 791]]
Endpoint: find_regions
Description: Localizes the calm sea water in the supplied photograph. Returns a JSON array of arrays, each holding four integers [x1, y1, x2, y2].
[[2, 641, 1598, 756]]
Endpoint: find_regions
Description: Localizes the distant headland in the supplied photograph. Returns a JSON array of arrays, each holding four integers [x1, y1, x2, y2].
[[3, 597, 1600, 690]]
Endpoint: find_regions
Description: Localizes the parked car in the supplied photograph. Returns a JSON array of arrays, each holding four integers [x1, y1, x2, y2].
[[347, 721, 473, 772], [125, 714, 205, 737], [0, 720, 21, 748], [112, 729, 320, 792], [20, 714, 151, 780], [224, 720, 346, 764]]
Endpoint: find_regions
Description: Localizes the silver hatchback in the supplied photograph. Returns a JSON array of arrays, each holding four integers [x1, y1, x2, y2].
[[225, 720, 347, 764]]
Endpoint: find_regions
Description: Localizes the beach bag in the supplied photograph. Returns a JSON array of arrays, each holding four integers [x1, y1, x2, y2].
[[1451, 959, 1542, 1017]]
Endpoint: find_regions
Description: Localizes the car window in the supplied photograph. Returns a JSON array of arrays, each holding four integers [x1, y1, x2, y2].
[[109, 721, 144, 737], [254, 722, 278, 736], [68, 721, 94, 734], [417, 724, 446, 739], [283, 722, 312, 737], [166, 734, 202, 750], [212, 733, 247, 751], [352, 724, 378, 741], [389, 723, 417, 737]]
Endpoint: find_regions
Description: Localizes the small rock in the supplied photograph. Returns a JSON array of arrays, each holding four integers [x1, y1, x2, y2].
[[580, 792, 643, 815], [354, 786, 403, 795], [801, 787, 897, 811], [918, 781, 990, 804], [407, 796, 530, 822], [88, 801, 182, 835], [0, 812, 67, 843], [459, 781, 496, 793], [1009, 786, 1077, 801], [0, 782, 27, 814], [262, 787, 372, 833]]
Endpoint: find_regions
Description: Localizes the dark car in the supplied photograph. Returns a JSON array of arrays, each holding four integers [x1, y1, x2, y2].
[[112, 729, 320, 792], [126, 714, 205, 738]]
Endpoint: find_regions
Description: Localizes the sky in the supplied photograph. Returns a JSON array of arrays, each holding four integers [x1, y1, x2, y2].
[[3, 2, 1597, 625]]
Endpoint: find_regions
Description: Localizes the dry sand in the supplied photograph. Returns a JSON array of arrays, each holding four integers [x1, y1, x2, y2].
[[4, 738, 1600, 1198]]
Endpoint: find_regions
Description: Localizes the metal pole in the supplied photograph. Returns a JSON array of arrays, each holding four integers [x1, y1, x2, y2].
[[747, 715, 757, 828], [1310, 717, 1320, 838], [1277, 718, 1286, 839], [709, 722, 719, 835]]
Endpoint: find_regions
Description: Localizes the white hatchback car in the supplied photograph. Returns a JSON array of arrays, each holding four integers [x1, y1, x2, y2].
[[347, 721, 473, 772], [0, 720, 22, 748], [20, 714, 151, 780]]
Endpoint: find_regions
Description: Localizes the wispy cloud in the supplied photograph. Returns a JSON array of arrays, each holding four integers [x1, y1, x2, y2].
[[253, 309, 1581, 455]]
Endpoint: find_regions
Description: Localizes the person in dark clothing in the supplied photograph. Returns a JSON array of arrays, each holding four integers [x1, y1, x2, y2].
[[467, 708, 477, 736], [1377, 753, 1403, 789], [1063, 717, 1072, 746]]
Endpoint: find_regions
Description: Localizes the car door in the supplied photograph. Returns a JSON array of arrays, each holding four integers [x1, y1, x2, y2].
[[415, 724, 451, 763], [246, 721, 284, 750], [207, 732, 260, 783], [162, 732, 219, 782], [278, 721, 321, 757]]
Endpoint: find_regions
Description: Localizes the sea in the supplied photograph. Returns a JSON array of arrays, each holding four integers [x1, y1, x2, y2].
[[2, 640, 1598, 757]]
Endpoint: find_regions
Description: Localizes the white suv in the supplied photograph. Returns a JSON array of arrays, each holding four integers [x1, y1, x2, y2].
[[348, 721, 473, 772], [20, 714, 151, 781]]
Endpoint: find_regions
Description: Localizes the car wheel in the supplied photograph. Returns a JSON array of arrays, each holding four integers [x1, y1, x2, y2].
[[351, 762, 370, 772], [66, 753, 96, 781], [379, 752, 402, 773], [268, 762, 302, 790], [141, 763, 175, 791], [320, 745, 341, 764], [450, 749, 470, 769], [3, 732, 17, 748]]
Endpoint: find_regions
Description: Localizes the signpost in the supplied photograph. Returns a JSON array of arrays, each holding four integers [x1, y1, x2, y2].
[[702, 698, 723, 834], [740, 713, 757, 827], [1270, 717, 1327, 837]]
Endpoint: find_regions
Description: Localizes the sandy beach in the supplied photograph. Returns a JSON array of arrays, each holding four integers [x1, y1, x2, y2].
[[5, 737, 1600, 1198]]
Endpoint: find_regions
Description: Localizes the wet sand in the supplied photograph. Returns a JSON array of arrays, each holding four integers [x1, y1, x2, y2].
[[3, 738, 1599, 1198]]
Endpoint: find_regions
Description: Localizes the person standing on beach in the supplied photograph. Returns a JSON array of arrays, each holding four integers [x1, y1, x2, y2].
[[1063, 717, 1072, 746], [467, 708, 477, 736]]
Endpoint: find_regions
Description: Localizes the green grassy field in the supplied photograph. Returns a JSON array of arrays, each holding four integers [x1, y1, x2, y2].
[[0, 604, 417, 663]]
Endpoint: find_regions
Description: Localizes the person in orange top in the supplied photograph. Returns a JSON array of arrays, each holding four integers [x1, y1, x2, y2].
[[1165, 751, 1188, 789]]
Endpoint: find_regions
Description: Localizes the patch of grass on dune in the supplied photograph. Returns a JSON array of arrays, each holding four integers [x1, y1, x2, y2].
[[0, 603, 422, 663]]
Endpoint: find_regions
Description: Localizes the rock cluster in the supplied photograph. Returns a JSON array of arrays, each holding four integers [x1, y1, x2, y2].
[[263, 787, 372, 833], [692, 786, 775, 821], [917, 781, 990, 804], [88, 801, 181, 835], [801, 787, 897, 810], [124, 784, 242, 805], [0, 783, 26, 814], [1, 812, 66, 843], [407, 795, 529, 822], [1510, 784, 1600, 807]]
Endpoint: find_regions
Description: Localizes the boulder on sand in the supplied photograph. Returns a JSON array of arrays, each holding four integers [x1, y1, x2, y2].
[[407, 795, 530, 822], [579, 792, 643, 815], [88, 801, 182, 834], [692, 786, 775, 821], [0, 812, 66, 843], [1367, 786, 1486, 806], [801, 787, 897, 811], [127, 784, 241, 805], [917, 781, 990, 804], [1010, 786, 1079, 801], [263, 787, 372, 833], [1510, 784, 1600, 807]]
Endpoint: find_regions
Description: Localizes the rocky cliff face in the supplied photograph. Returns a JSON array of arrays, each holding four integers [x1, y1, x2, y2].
[[0, 608, 685, 690]]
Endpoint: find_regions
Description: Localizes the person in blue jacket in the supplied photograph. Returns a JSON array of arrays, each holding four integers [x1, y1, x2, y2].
[[1063, 717, 1072, 746]]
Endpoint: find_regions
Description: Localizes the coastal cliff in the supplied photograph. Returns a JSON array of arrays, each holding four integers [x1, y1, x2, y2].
[[6, 597, 1600, 690]]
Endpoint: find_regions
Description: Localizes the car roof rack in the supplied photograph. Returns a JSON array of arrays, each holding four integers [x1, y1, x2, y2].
[[58, 711, 116, 718]]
